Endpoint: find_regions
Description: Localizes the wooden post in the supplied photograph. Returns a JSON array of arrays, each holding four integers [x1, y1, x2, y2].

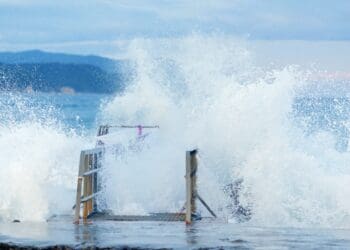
[[185, 151, 191, 224], [185, 149, 198, 224], [74, 177, 83, 223], [74, 151, 85, 223], [82, 153, 90, 221], [87, 154, 93, 215], [92, 153, 98, 211]]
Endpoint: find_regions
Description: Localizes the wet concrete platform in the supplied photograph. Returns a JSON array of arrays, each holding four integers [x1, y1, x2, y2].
[[89, 212, 186, 222], [1, 216, 350, 249]]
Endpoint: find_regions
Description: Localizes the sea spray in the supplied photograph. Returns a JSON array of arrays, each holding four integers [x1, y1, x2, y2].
[[100, 35, 350, 228], [0, 35, 349, 227], [0, 93, 90, 222]]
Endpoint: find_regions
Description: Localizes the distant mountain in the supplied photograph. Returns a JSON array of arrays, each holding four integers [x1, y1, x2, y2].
[[0, 50, 130, 93], [0, 50, 119, 72]]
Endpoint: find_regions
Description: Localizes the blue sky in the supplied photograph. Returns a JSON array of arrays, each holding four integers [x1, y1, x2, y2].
[[0, 0, 349, 58], [1, 0, 349, 41]]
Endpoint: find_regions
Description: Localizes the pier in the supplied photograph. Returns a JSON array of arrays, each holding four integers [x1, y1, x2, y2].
[[74, 125, 216, 224]]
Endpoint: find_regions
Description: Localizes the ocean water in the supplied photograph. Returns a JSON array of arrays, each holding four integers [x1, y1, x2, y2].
[[0, 36, 350, 248], [0, 92, 109, 131]]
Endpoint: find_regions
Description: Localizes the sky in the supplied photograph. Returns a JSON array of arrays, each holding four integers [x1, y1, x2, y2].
[[1, 0, 349, 44], [0, 0, 349, 71], [1, 0, 350, 39]]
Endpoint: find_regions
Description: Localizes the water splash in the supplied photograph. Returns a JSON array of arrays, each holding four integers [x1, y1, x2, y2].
[[100, 35, 350, 228], [0, 35, 349, 228], [0, 93, 89, 222]]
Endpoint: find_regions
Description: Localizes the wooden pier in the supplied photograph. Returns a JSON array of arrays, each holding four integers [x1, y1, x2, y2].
[[74, 125, 216, 224], [89, 213, 186, 222]]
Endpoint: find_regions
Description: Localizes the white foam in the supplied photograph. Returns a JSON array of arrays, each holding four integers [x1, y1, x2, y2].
[[1, 35, 349, 228], [100, 35, 350, 228], [0, 94, 90, 222]]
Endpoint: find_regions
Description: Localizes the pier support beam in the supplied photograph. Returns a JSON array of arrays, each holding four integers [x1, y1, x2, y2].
[[185, 149, 198, 224]]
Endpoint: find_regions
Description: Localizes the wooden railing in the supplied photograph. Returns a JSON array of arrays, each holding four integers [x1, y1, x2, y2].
[[74, 147, 104, 223], [74, 145, 216, 224]]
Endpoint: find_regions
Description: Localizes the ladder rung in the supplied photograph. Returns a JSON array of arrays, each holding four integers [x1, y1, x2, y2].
[[83, 168, 101, 176], [82, 148, 104, 155], [81, 192, 100, 203]]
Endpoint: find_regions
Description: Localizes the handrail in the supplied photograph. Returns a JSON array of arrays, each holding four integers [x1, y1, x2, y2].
[[81, 192, 101, 203], [97, 124, 159, 137], [74, 124, 216, 224], [83, 168, 102, 176], [74, 147, 104, 223]]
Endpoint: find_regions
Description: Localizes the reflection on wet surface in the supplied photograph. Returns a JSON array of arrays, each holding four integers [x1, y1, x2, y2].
[[0, 218, 350, 249]]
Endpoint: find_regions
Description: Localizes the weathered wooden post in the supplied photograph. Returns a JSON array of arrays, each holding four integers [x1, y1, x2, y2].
[[74, 176, 83, 223], [87, 154, 93, 216], [82, 153, 89, 221], [74, 151, 86, 223], [185, 149, 198, 224]]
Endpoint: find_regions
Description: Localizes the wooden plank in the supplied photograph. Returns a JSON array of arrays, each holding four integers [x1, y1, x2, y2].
[[74, 151, 86, 223], [82, 154, 89, 220], [89, 154, 94, 216], [82, 168, 101, 176], [87, 177, 92, 214], [87, 154, 93, 215], [190, 150, 197, 217], [90, 213, 186, 221], [82, 148, 104, 156], [92, 153, 98, 211], [196, 193, 217, 218], [74, 177, 83, 223], [185, 151, 192, 224], [80, 192, 101, 203], [185, 150, 198, 224], [78, 151, 85, 177]]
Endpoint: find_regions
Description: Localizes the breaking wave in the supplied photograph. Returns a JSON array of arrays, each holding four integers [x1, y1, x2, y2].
[[100, 35, 350, 228], [0, 35, 349, 229], [0, 93, 89, 221]]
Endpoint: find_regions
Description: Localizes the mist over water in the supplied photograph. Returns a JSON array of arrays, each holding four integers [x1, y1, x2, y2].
[[0, 35, 349, 228]]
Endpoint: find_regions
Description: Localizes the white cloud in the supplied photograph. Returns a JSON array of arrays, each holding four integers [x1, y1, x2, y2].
[[0, 0, 46, 6], [0, 0, 349, 47], [111, 0, 238, 22]]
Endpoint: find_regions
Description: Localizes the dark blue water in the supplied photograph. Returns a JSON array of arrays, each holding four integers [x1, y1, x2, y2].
[[0, 92, 110, 132]]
